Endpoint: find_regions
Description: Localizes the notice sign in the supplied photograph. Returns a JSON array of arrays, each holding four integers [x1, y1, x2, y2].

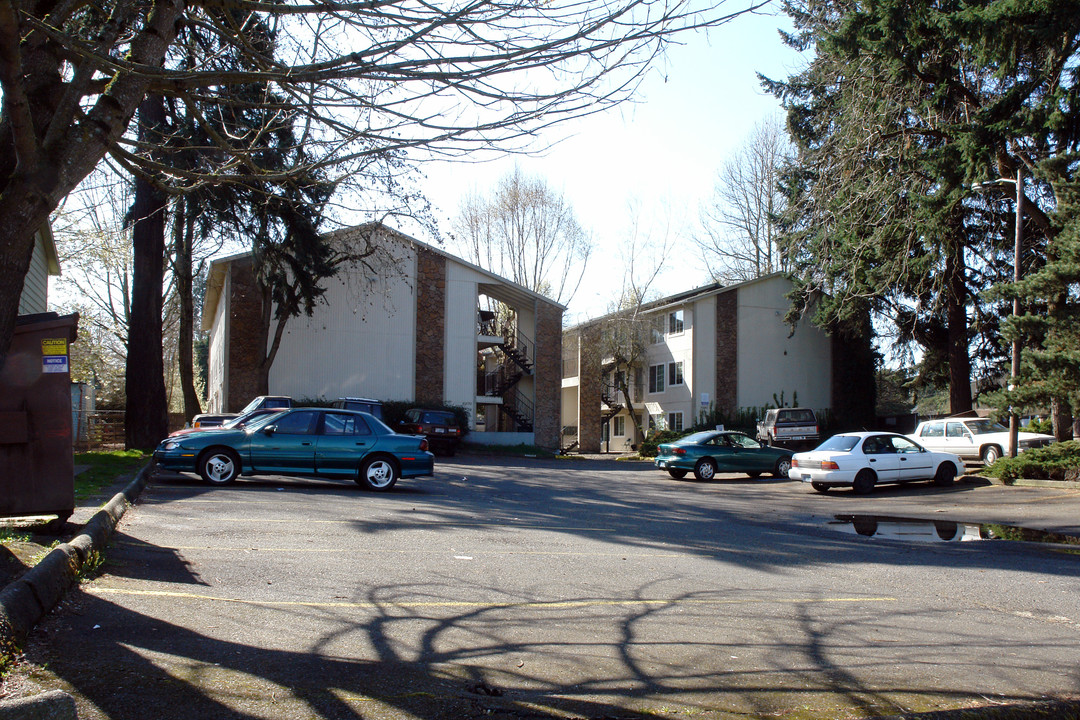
[[43, 355, 69, 373], [42, 337, 70, 374]]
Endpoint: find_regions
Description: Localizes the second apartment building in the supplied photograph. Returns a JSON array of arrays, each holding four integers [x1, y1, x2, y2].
[[562, 274, 874, 452]]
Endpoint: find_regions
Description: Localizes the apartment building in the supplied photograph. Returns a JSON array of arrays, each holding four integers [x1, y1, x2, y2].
[[562, 273, 874, 452], [203, 224, 564, 449]]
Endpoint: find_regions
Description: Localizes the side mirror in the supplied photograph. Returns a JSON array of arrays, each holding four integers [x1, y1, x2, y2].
[[262, 425, 277, 436]]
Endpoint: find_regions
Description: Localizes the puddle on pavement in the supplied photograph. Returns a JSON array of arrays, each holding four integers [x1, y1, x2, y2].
[[830, 515, 1080, 546]]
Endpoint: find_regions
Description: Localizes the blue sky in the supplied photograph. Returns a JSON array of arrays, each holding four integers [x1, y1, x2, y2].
[[418, 4, 805, 323]]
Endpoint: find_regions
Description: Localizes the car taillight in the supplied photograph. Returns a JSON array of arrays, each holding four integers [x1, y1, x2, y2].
[[822, 460, 840, 470], [673, 448, 685, 455], [791, 458, 799, 468], [419, 439, 429, 452]]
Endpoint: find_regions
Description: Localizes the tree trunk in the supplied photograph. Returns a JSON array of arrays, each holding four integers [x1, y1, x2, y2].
[[174, 197, 202, 421], [125, 94, 170, 449], [945, 228, 972, 414], [1051, 397, 1072, 442]]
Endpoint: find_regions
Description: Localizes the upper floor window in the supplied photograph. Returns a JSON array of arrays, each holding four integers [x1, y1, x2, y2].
[[668, 361, 684, 386], [650, 316, 665, 344], [668, 309, 684, 334], [649, 364, 665, 393]]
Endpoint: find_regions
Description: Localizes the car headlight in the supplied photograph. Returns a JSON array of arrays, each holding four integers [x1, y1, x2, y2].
[[161, 440, 181, 451]]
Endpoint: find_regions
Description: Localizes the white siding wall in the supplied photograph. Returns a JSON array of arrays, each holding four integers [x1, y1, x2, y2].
[[269, 242, 417, 401], [735, 275, 832, 410], [207, 272, 230, 412], [692, 296, 717, 418], [643, 304, 695, 430], [18, 236, 48, 315], [445, 262, 484, 425]]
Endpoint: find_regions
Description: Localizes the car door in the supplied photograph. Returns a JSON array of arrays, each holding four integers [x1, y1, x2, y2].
[[248, 410, 319, 475], [315, 412, 374, 477], [890, 435, 935, 481], [728, 432, 770, 473], [703, 435, 739, 472], [943, 421, 978, 459], [860, 435, 900, 482], [914, 421, 946, 452]]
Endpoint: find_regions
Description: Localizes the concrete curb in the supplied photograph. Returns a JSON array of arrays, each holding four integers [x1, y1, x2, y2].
[[0, 463, 151, 720]]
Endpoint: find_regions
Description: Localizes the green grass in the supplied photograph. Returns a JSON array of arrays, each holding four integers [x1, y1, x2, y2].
[[73, 449, 149, 501], [0, 528, 31, 545]]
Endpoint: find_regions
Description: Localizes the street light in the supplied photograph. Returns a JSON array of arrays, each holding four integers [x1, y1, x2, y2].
[[971, 166, 1023, 458]]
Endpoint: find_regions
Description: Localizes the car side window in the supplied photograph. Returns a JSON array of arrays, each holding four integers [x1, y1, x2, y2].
[[946, 422, 967, 438], [272, 411, 318, 435], [890, 436, 920, 453], [923, 422, 944, 438], [322, 412, 371, 436], [863, 436, 892, 454]]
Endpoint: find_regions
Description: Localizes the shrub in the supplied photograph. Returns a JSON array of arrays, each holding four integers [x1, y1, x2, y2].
[[639, 430, 686, 458], [982, 440, 1080, 484]]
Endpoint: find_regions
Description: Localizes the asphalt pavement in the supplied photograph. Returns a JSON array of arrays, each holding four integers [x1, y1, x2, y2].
[[2, 457, 1080, 720]]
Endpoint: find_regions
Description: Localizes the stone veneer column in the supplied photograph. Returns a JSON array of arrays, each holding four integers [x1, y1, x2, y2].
[[414, 247, 446, 404], [714, 290, 738, 413], [577, 324, 603, 453], [226, 256, 271, 412], [533, 300, 563, 450]]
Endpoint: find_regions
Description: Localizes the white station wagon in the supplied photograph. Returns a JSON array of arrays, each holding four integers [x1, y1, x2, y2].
[[906, 417, 1054, 464]]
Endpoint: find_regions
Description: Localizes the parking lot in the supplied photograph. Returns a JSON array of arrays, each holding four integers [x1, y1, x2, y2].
[[6, 456, 1080, 719]]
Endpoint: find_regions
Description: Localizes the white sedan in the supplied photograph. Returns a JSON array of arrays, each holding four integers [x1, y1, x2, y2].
[[907, 417, 1054, 464], [789, 432, 963, 494]]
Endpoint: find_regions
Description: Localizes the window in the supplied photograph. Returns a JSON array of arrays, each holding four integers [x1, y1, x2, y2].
[[272, 410, 318, 435], [668, 361, 684, 386], [613, 416, 625, 436], [946, 422, 969, 439], [649, 364, 665, 393], [668, 309, 684, 334], [921, 421, 944, 438], [322, 412, 371, 436], [667, 412, 683, 432], [650, 316, 665, 344]]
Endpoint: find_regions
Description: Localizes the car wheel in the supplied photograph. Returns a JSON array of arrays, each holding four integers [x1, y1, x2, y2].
[[198, 448, 240, 485], [811, 482, 830, 493], [773, 457, 792, 478], [982, 445, 1002, 464], [667, 468, 688, 479], [357, 456, 399, 491], [693, 458, 717, 481], [934, 462, 957, 486], [852, 469, 876, 495]]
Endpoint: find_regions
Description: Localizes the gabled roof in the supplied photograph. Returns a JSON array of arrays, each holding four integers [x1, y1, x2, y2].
[[564, 272, 791, 331], [201, 222, 566, 332]]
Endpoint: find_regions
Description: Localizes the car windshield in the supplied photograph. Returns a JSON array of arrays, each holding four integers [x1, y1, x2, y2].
[[365, 415, 393, 434], [965, 418, 1009, 434], [243, 411, 285, 432], [815, 435, 861, 452]]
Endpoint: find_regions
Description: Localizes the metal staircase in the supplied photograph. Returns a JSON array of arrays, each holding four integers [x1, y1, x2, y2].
[[476, 323, 536, 432]]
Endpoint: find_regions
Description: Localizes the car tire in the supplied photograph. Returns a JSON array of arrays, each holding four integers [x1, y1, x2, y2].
[[198, 448, 240, 485], [773, 457, 792, 478], [693, 458, 717, 481], [357, 456, 399, 491], [667, 468, 688, 479], [982, 445, 1002, 464], [934, 463, 957, 486], [852, 469, 876, 495], [811, 482, 830, 493]]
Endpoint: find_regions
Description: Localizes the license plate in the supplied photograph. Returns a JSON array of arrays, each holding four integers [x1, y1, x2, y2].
[[434, 428, 446, 433], [802, 474, 812, 482]]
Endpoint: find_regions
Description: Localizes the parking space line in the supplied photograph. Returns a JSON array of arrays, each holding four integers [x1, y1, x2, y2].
[[89, 587, 897, 611]]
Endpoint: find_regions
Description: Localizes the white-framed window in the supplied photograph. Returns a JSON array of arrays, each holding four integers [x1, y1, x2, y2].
[[667, 411, 684, 432], [613, 416, 625, 436], [668, 309, 684, 335], [649, 364, 665, 393], [650, 316, 665, 344], [668, 361, 684, 386]]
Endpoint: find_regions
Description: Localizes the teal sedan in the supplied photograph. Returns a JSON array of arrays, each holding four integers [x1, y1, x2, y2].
[[654, 430, 794, 481], [153, 408, 434, 491]]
